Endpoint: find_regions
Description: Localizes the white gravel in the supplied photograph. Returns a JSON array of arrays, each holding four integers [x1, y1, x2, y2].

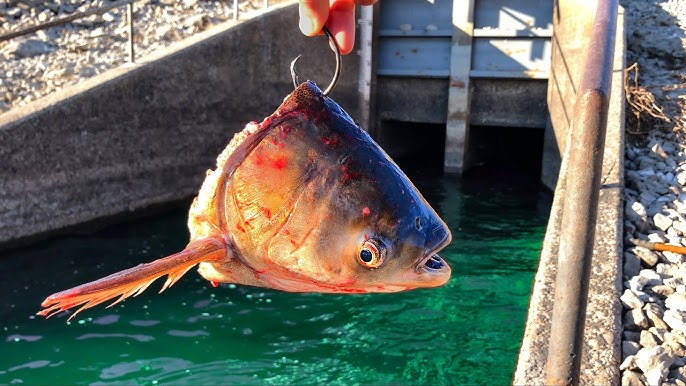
[[0, 0, 285, 113], [621, 0, 686, 384]]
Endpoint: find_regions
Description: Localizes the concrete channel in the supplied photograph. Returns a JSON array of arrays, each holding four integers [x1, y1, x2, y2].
[[0, 1, 627, 384]]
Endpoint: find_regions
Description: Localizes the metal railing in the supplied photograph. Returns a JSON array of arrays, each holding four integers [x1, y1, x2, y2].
[[0, 0, 270, 63], [544, 0, 619, 385]]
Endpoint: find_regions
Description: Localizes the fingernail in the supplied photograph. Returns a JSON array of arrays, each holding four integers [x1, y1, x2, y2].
[[299, 15, 316, 35]]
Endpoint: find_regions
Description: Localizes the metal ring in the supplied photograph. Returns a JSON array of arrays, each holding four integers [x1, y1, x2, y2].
[[291, 26, 341, 96]]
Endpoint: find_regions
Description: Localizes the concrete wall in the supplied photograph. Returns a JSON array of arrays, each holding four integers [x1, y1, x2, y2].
[[541, 0, 601, 190], [0, 1, 360, 248]]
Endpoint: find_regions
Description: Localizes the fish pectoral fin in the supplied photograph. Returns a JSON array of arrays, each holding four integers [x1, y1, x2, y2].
[[37, 237, 226, 321]]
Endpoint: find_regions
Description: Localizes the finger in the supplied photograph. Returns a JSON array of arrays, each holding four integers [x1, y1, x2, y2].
[[299, 0, 329, 36], [327, 0, 356, 55]]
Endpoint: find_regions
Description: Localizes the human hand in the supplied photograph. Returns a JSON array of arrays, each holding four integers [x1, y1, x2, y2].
[[298, 0, 379, 55]]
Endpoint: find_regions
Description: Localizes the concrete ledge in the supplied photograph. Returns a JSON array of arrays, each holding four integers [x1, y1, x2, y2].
[[0, 0, 360, 248], [513, 5, 625, 385]]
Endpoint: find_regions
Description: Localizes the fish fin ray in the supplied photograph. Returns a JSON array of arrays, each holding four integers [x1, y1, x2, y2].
[[37, 238, 225, 320]]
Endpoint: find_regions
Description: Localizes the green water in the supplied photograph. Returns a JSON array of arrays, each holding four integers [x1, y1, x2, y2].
[[0, 176, 550, 385]]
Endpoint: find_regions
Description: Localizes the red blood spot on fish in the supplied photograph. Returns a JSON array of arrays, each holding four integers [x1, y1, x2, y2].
[[362, 207, 370, 216], [261, 207, 272, 218], [364, 234, 369, 240], [236, 223, 246, 232], [254, 153, 264, 166], [290, 239, 297, 246], [321, 136, 339, 147], [210, 281, 219, 288], [269, 138, 285, 148], [341, 165, 360, 182], [272, 156, 287, 170]]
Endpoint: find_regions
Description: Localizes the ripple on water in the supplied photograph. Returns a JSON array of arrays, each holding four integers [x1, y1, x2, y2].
[[5, 334, 42, 342], [76, 333, 155, 343]]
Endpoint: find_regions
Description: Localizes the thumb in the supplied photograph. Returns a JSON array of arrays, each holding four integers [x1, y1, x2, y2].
[[299, 0, 329, 36]]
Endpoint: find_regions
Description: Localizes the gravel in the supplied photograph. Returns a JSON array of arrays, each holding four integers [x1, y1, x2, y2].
[[0, 0, 286, 113], [621, 0, 686, 384]]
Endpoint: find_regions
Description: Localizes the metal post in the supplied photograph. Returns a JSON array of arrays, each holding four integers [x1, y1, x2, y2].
[[544, 0, 618, 385], [444, 0, 474, 173], [233, 0, 238, 21], [126, 2, 135, 63]]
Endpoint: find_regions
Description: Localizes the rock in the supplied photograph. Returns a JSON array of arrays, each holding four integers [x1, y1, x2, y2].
[[645, 303, 670, 329], [648, 232, 667, 244], [649, 327, 669, 342], [647, 201, 668, 217], [655, 213, 675, 231], [636, 290, 663, 304], [640, 329, 662, 348], [635, 346, 675, 386], [664, 251, 685, 264], [629, 269, 663, 292], [663, 339, 686, 357], [625, 308, 650, 331], [627, 200, 648, 223], [678, 172, 686, 186], [624, 340, 642, 358], [59, 3, 77, 13], [622, 289, 646, 309], [667, 293, 686, 310], [621, 355, 638, 371], [652, 284, 676, 298], [101, 12, 116, 22], [9, 39, 57, 59], [624, 330, 642, 342], [626, 252, 643, 279], [658, 263, 677, 276], [674, 220, 686, 235], [665, 330, 686, 348], [622, 370, 648, 386], [651, 143, 668, 159], [633, 247, 660, 267], [37, 9, 51, 22], [664, 309, 686, 333], [665, 277, 686, 288]]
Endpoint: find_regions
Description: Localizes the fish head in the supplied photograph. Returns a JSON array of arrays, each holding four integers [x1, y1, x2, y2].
[[209, 81, 451, 293]]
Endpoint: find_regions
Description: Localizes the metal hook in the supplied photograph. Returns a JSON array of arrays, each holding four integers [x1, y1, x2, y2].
[[290, 26, 341, 96]]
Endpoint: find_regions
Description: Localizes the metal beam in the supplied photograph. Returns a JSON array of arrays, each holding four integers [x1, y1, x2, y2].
[[444, 0, 474, 173]]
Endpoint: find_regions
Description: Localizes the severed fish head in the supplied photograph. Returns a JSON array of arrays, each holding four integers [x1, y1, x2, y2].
[[197, 81, 452, 293], [38, 81, 452, 321]]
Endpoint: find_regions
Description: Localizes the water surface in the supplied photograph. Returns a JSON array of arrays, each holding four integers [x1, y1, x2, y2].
[[0, 176, 550, 385]]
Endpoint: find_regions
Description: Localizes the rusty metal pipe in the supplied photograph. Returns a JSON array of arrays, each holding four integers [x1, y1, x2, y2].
[[544, 0, 618, 385]]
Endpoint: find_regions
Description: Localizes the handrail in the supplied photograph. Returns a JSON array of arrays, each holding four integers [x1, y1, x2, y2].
[[544, 0, 619, 385]]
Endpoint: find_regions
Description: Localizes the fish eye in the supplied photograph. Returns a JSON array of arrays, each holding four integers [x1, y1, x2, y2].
[[358, 238, 386, 269]]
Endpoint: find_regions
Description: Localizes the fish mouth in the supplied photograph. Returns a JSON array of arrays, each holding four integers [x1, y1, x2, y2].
[[414, 230, 451, 279], [417, 253, 448, 271]]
